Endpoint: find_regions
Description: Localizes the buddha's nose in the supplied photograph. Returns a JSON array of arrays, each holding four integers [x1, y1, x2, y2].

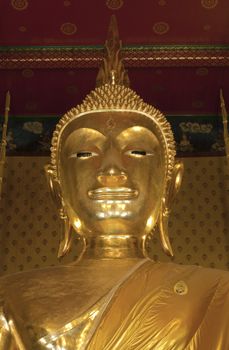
[[97, 166, 127, 187], [97, 147, 127, 187]]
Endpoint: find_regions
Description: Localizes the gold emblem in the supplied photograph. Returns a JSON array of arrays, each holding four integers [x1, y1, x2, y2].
[[22, 69, 34, 78], [60, 22, 77, 36], [18, 25, 27, 32], [106, 0, 124, 10], [201, 0, 218, 9], [106, 117, 116, 130], [174, 281, 188, 295], [63, 0, 71, 6], [153, 22, 170, 35], [158, 0, 167, 6], [196, 68, 209, 76], [11, 0, 28, 10]]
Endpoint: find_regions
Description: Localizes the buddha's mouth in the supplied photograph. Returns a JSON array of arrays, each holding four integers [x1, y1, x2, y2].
[[88, 187, 139, 200]]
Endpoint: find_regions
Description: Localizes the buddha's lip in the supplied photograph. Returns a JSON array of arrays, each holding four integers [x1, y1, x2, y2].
[[88, 187, 138, 200]]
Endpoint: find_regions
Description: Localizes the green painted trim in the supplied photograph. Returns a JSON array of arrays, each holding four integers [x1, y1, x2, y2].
[[0, 44, 229, 52], [124, 44, 229, 51], [0, 45, 103, 52]]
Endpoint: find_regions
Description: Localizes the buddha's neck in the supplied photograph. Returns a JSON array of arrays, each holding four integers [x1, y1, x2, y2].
[[83, 235, 145, 260]]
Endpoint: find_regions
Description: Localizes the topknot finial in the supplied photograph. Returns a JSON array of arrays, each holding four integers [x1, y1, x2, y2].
[[96, 15, 130, 87]]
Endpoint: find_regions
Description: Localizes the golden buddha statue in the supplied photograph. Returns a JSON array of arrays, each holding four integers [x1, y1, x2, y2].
[[0, 16, 229, 350]]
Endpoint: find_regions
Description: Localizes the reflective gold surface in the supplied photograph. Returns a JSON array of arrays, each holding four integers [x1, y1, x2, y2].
[[59, 113, 166, 242], [0, 260, 229, 349], [0, 16, 229, 350]]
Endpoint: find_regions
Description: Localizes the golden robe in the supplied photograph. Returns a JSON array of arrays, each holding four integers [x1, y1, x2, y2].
[[0, 261, 228, 349]]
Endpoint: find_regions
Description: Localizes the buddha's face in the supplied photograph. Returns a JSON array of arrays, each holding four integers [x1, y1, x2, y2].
[[58, 111, 166, 237]]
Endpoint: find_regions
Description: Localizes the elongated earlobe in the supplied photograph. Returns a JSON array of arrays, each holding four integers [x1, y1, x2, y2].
[[159, 162, 184, 257], [44, 164, 73, 259], [44, 164, 87, 260], [58, 208, 73, 259], [141, 234, 150, 259], [44, 164, 62, 208], [159, 199, 173, 257]]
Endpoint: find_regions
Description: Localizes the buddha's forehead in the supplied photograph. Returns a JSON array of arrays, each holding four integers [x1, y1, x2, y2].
[[60, 111, 161, 141]]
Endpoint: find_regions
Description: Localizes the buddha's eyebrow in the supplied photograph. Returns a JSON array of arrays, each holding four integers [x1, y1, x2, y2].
[[70, 128, 107, 140], [63, 128, 107, 154], [116, 126, 152, 139], [87, 129, 106, 139], [78, 128, 106, 137]]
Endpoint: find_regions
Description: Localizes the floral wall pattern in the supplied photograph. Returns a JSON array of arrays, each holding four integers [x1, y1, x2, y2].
[[0, 156, 228, 276]]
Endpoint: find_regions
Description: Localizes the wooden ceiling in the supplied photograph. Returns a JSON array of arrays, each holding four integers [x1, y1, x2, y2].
[[0, 0, 229, 116], [1, 0, 229, 45]]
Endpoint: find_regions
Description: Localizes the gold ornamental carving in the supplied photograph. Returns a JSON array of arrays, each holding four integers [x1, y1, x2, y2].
[[60, 22, 77, 36], [201, 0, 218, 9], [153, 21, 170, 35], [11, 0, 28, 10], [106, 0, 124, 10], [1, 46, 228, 69]]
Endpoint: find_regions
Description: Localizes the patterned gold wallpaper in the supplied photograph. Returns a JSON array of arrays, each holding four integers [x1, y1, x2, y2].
[[0, 156, 228, 276]]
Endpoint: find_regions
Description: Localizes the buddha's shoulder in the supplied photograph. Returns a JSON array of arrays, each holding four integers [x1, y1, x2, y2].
[[0, 264, 92, 314], [143, 260, 229, 293], [173, 261, 229, 281], [0, 265, 75, 297], [0, 262, 136, 334], [0, 264, 101, 336], [145, 260, 229, 277]]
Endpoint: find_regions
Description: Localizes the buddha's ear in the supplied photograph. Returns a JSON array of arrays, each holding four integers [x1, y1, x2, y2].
[[167, 161, 184, 208], [44, 164, 72, 259], [44, 164, 62, 209], [159, 161, 184, 257]]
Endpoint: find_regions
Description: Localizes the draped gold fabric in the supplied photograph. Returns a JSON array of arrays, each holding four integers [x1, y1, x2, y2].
[[87, 261, 229, 350], [0, 260, 228, 349]]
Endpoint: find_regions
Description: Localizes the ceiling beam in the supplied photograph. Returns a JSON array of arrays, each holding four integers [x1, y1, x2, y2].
[[0, 45, 229, 69]]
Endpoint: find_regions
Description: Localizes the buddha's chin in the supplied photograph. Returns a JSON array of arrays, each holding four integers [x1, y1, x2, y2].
[[84, 216, 146, 237], [83, 197, 145, 220]]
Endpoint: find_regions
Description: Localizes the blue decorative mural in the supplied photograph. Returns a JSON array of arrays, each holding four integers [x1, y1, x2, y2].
[[0, 115, 226, 157], [169, 115, 225, 157]]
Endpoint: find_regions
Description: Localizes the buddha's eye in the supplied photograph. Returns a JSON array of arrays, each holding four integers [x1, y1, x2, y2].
[[69, 151, 98, 159], [131, 150, 146, 156], [124, 150, 154, 158]]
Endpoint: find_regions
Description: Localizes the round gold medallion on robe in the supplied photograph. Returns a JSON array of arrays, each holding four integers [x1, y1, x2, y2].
[[174, 280, 188, 295]]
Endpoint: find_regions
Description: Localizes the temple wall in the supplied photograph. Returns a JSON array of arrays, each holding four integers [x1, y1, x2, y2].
[[0, 156, 228, 276]]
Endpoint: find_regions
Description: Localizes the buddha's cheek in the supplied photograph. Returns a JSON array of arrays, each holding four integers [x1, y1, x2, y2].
[[62, 160, 99, 209], [124, 157, 164, 217]]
